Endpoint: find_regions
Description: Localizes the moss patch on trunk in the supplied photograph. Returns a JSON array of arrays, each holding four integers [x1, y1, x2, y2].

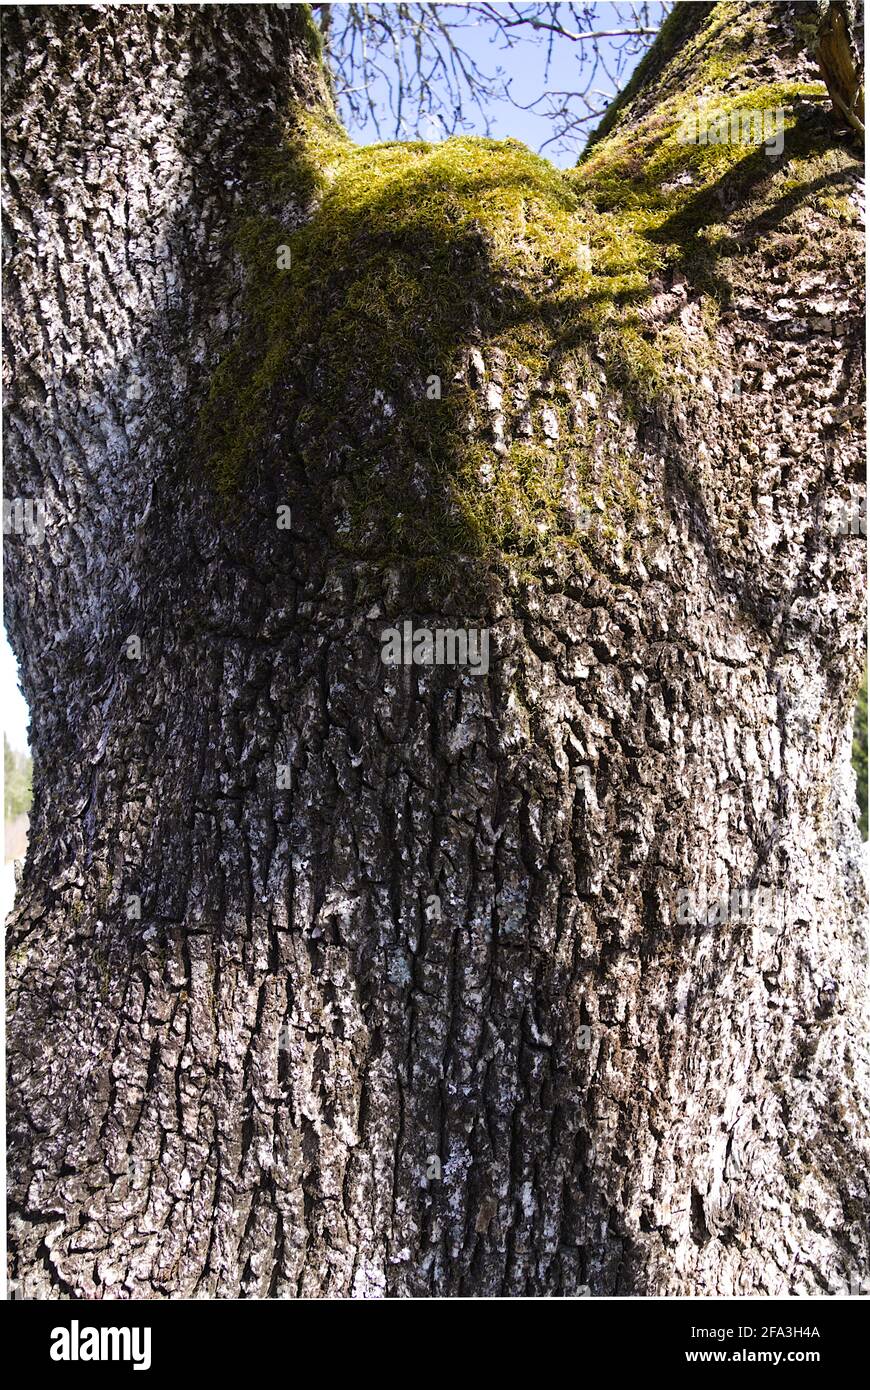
[[198, 31, 846, 575]]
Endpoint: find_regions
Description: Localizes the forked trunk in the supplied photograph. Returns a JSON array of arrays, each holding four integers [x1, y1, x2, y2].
[[4, 1, 867, 1297]]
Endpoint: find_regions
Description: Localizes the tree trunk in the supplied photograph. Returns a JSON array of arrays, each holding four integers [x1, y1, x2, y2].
[[4, 1, 867, 1298]]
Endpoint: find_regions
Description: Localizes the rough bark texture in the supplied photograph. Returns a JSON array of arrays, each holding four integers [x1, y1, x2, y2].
[[4, 1, 867, 1298]]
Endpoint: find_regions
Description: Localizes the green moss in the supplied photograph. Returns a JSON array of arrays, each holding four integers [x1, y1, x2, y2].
[[576, 82, 827, 242], [571, 77, 833, 398], [198, 26, 844, 575], [200, 122, 623, 566]]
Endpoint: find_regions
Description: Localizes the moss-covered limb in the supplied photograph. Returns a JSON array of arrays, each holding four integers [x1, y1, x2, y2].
[[198, 0, 858, 581], [199, 127, 653, 567], [585, 1, 823, 149], [574, 77, 836, 313]]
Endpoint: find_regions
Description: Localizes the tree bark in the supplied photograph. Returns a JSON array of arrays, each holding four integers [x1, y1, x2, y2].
[[4, 1, 867, 1298]]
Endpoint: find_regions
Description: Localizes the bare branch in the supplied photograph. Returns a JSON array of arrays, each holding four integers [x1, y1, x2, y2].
[[315, 2, 670, 155]]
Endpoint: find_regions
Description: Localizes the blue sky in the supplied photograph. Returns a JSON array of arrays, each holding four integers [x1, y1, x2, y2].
[[336, 2, 665, 165], [1, 4, 664, 758]]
